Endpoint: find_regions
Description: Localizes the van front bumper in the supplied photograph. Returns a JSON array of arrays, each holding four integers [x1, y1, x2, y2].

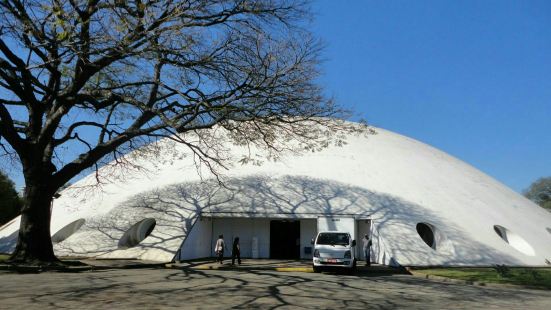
[[313, 258, 353, 267]]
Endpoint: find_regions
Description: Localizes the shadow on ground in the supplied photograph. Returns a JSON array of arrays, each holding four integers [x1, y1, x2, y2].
[[1, 267, 550, 309]]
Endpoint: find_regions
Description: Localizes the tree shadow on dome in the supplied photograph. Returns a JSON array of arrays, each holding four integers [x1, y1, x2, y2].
[[54, 175, 523, 265]]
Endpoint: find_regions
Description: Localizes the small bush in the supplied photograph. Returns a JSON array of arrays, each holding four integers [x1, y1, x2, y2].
[[494, 264, 510, 277]]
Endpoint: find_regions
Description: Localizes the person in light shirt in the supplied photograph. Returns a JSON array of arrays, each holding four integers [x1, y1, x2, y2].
[[215, 234, 226, 264]]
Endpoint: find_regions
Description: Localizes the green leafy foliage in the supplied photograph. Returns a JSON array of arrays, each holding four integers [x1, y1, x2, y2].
[[524, 177, 551, 211], [414, 267, 551, 289], [0, 171, 22, 226], [493, 264, 510, 277]]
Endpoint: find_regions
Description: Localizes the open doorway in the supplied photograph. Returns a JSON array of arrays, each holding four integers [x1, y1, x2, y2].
[[270, 220, 300, 259], [356, 219, 372, 260]]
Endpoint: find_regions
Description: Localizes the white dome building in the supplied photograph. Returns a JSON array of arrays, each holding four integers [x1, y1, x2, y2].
[[1, 126, 550, 266]]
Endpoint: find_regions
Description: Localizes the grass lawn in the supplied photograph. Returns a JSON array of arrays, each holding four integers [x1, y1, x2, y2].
[[413, 267, 551, 289], [0, 254, 9, 262]]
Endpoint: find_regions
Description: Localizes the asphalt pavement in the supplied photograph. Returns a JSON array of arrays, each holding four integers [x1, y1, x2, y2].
[[1, 263, 550, 309]]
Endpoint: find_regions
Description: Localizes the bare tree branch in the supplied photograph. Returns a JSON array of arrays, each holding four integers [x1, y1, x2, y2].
[[0, 0, 372, 264]]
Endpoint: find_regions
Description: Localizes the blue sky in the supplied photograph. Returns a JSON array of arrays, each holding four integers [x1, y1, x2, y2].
[[2, 1, 549, 193], [311, 0, 551, 192]]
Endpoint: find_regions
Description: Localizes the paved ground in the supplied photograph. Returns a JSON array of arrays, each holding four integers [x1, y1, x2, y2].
[[175, 258, 316, 270], [167, 259, 396, 273], [1, 267, 551, 309]]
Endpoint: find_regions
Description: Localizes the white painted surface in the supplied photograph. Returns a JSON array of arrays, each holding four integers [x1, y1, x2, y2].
[[251, 237, 259, 258], [211, 218, 271, 258], [179, 217, 212, 260], [1, 125, 550, 265], [183, 217, 317, 260], [317, 217, 356, 242], [300, 219, 317, 259]]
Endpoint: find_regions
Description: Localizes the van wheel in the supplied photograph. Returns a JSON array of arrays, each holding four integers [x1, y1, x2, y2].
[[313, 266, 321, 273]]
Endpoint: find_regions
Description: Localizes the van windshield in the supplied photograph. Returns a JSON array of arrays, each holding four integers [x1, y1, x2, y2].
[[316, 233, 350, 246]]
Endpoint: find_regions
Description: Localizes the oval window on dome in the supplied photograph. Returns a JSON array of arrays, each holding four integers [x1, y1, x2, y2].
[[493, 225, 535, 256], [416, 222, 435, 249], [52, 219, 86, 243], [118, 218, 156, 249]]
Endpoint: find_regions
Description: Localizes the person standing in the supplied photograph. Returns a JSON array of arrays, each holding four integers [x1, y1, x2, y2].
[[362, 234, 372, 267], [215, 234, 226, 264], [232, 236, 241, 265]]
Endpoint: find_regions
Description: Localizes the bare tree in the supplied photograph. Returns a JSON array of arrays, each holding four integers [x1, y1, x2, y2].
[[0, 0, 367, 264]]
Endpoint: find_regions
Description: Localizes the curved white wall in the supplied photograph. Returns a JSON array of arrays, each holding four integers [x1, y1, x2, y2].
[[0, 126, 550, 265]]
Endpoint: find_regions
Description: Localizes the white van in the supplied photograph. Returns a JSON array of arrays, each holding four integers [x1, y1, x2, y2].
[[311, 231, 357, 273]]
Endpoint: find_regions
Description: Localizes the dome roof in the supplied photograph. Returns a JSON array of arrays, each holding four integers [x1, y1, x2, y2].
[[1, 126, 550, 265]]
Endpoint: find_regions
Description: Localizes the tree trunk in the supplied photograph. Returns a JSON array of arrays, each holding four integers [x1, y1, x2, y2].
[[9, 183, 59, 265]]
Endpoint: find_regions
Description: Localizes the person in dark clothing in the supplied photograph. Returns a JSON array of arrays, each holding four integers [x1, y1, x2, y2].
[[232, 237, 241, 265], [363, 234, 372, 267]]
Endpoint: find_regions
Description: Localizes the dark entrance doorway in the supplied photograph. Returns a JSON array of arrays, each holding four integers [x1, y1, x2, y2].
[[270, 220, 300, 259]]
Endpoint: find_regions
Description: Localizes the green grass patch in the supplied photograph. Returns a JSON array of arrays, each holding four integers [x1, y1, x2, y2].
[[0, 254, 9, 262], [413, 267, 551, 289]]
